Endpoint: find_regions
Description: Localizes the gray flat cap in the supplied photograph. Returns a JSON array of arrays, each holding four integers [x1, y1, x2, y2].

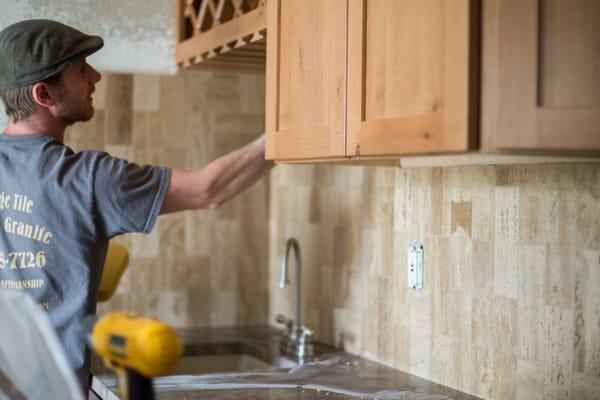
[[0, 19, 103, 90]]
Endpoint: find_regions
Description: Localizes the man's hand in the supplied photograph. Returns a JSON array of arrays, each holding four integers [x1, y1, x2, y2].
[[160, 135, 274, 214]]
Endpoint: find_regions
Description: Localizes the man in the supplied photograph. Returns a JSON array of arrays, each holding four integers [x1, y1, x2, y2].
[[0, 19, 273, 390]]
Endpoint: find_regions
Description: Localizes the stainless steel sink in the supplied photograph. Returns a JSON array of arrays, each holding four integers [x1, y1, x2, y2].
[[174, 342, 297, 375], [90, 328, 333, 400], [173, 354, 284, 374]]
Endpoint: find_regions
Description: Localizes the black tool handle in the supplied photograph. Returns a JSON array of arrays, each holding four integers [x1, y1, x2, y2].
[[126, 369, 154, 400]]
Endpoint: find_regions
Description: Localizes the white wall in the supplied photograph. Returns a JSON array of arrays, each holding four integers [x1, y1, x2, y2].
[[1, 0, 176, 130]]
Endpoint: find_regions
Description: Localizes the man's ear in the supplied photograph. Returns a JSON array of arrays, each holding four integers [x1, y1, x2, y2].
[[31, 82, 57, 109]]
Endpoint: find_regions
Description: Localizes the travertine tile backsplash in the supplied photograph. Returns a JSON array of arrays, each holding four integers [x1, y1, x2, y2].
[[66, 70, 269, 327], [66, 70, 599, 400], [268, 164, 599, 400]]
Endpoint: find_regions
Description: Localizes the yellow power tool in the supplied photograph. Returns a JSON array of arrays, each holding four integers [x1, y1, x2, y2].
[[82, 312, 183, 400], [98, 243, 129, 302]]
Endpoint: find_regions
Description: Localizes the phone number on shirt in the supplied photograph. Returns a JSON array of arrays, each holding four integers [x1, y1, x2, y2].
[[0, 251, 46, 269]]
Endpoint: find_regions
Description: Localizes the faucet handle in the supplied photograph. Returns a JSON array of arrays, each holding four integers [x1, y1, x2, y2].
[[297, 326, 314, 359], [275, 314, 293, 329], [299, 326, 313, 341]]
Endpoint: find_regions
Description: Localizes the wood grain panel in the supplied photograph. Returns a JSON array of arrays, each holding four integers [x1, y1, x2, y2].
[[482, 0, 600, 153], [539, 0, 600, 108], [347, 0, 478, 156], [357, 114, 444, 156], [266, 0, 347, 160]]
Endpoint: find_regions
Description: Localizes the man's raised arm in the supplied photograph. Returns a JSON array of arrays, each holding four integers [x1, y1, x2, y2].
[[160, 135, 274, 214]]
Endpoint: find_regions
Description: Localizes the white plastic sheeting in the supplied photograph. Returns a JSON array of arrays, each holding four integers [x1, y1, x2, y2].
[[0, 290, 83, 400]]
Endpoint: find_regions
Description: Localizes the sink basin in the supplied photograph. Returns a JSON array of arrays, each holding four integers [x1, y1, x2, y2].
[[173, 354, 274, 374], [173, 342, 298, 375]]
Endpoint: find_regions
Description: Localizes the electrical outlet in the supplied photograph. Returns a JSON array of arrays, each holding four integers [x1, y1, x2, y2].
[[407, 242, 423, 291]]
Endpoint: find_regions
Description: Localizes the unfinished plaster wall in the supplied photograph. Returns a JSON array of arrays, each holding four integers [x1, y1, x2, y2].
[[0, 0, 175, 130]]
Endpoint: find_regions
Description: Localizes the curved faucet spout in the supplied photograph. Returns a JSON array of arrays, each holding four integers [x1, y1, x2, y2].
[[279, 238, 301, 329]]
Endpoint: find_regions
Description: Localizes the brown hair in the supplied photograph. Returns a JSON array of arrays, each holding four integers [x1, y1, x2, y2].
[[0, 73, 63, 122]]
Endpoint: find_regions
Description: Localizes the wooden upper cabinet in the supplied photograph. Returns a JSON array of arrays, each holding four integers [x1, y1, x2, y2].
[[347, 0, 479, 157], [266, 0, 479, 161], [482, 0, 600, 153], [266, 0, 600, 162], [265, 0, 347, 161]]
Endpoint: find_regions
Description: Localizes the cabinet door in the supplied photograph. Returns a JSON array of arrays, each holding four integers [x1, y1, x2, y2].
[[347, 0, 479, 157], [483, 0, 600, 153], [265, 0, 347, 161]]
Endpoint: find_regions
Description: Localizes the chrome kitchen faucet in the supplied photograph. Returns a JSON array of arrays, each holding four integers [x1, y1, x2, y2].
[[276, 238, 314, 362]]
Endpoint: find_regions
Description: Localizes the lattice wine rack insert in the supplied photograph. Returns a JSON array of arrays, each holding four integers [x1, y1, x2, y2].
[[176, 0, 267, 70]]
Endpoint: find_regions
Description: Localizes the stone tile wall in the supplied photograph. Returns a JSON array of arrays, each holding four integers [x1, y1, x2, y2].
[[268, 163, 600, 400], [66, 69, 600, 400], [66, 70, 269, 327]]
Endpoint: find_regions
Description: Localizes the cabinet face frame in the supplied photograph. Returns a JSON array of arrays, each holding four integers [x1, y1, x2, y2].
[[265, 0, 348, 161], [346, 0, 480, 157], [482, 0, 600, 153]]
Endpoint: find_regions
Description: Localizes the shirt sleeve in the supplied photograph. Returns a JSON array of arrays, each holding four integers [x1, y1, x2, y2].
[[91, 152, 171, 238]]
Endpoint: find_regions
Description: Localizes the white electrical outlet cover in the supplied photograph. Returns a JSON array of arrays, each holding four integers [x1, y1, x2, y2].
[[407, 242, 423, 290]]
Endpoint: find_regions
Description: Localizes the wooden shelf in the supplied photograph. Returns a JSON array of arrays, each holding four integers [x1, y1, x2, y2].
[[176, 0, 267, 71]]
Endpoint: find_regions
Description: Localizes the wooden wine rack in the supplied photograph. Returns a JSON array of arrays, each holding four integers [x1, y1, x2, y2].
[[176, 0, 267, 71]]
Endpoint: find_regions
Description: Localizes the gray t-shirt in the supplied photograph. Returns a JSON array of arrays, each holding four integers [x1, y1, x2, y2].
[[0, 134, 171, 385]]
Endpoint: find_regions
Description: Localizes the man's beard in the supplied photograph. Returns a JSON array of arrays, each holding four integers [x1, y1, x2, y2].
[[54, 87, 95, 125], [56, 97, 94, 125]]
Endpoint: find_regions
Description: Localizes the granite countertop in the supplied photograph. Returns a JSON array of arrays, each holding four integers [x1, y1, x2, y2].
[[91, 326, 481, 400]]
